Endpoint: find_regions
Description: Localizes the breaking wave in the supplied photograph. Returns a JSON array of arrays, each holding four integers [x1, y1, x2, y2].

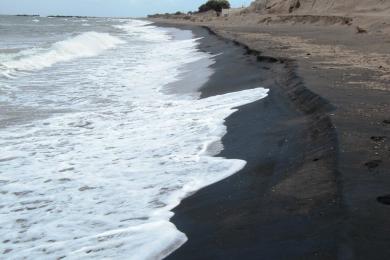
[[1, 31, 124, 76]]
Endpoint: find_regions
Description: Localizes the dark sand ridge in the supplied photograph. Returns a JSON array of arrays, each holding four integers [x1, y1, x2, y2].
[[151, 12, 390, 260]]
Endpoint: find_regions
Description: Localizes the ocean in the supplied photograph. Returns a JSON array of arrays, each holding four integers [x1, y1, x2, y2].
[[0, 16, 268, 259]]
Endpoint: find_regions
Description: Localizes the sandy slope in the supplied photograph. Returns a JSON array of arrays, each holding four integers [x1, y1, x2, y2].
[[249, 0, 390, 14]]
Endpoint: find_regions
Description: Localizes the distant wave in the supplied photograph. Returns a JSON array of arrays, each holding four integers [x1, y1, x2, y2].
[[1, 32, 124, 74]]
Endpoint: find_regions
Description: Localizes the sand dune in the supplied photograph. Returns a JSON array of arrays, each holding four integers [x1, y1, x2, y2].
[[249, 0, 390, 15]]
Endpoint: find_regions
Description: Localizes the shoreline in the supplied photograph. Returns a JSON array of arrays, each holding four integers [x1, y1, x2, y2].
[[154, 22, 341, 259], [152, 18, 390, 258]]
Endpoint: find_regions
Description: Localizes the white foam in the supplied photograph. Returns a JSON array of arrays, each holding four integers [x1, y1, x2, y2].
[[114, 20, 171, 42], [1, 31, 124, 74], [0, 19, 268, 259]]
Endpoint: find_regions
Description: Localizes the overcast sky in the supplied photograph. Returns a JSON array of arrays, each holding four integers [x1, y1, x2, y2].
[[0, 0, 253, 17]]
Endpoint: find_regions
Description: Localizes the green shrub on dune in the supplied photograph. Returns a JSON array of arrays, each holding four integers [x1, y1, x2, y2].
[[198, 0, 230, 13]]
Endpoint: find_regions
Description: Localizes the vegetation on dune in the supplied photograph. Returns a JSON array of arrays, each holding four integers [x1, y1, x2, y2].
[[147, 0, 230, 18], [198, 0, 230, 13]]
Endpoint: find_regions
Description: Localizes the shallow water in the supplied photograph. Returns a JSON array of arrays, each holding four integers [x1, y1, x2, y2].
[[0, 16, 268, 259]]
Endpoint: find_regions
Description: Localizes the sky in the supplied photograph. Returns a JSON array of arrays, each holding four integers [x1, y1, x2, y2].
[[0, 0, 254, 17]]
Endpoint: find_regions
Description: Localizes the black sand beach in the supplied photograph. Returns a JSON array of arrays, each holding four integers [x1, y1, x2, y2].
[[153, 22, 390, 259], [153, 24, 339, 259]]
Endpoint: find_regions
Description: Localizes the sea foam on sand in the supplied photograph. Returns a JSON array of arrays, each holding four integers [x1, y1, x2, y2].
[[0, 19, 268, 259]]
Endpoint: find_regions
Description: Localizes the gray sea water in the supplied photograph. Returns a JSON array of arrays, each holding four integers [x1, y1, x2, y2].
[[0, 15, 268, 259]]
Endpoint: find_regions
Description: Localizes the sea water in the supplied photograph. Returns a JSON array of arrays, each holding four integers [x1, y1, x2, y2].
[[0, 16, 268, 259]]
